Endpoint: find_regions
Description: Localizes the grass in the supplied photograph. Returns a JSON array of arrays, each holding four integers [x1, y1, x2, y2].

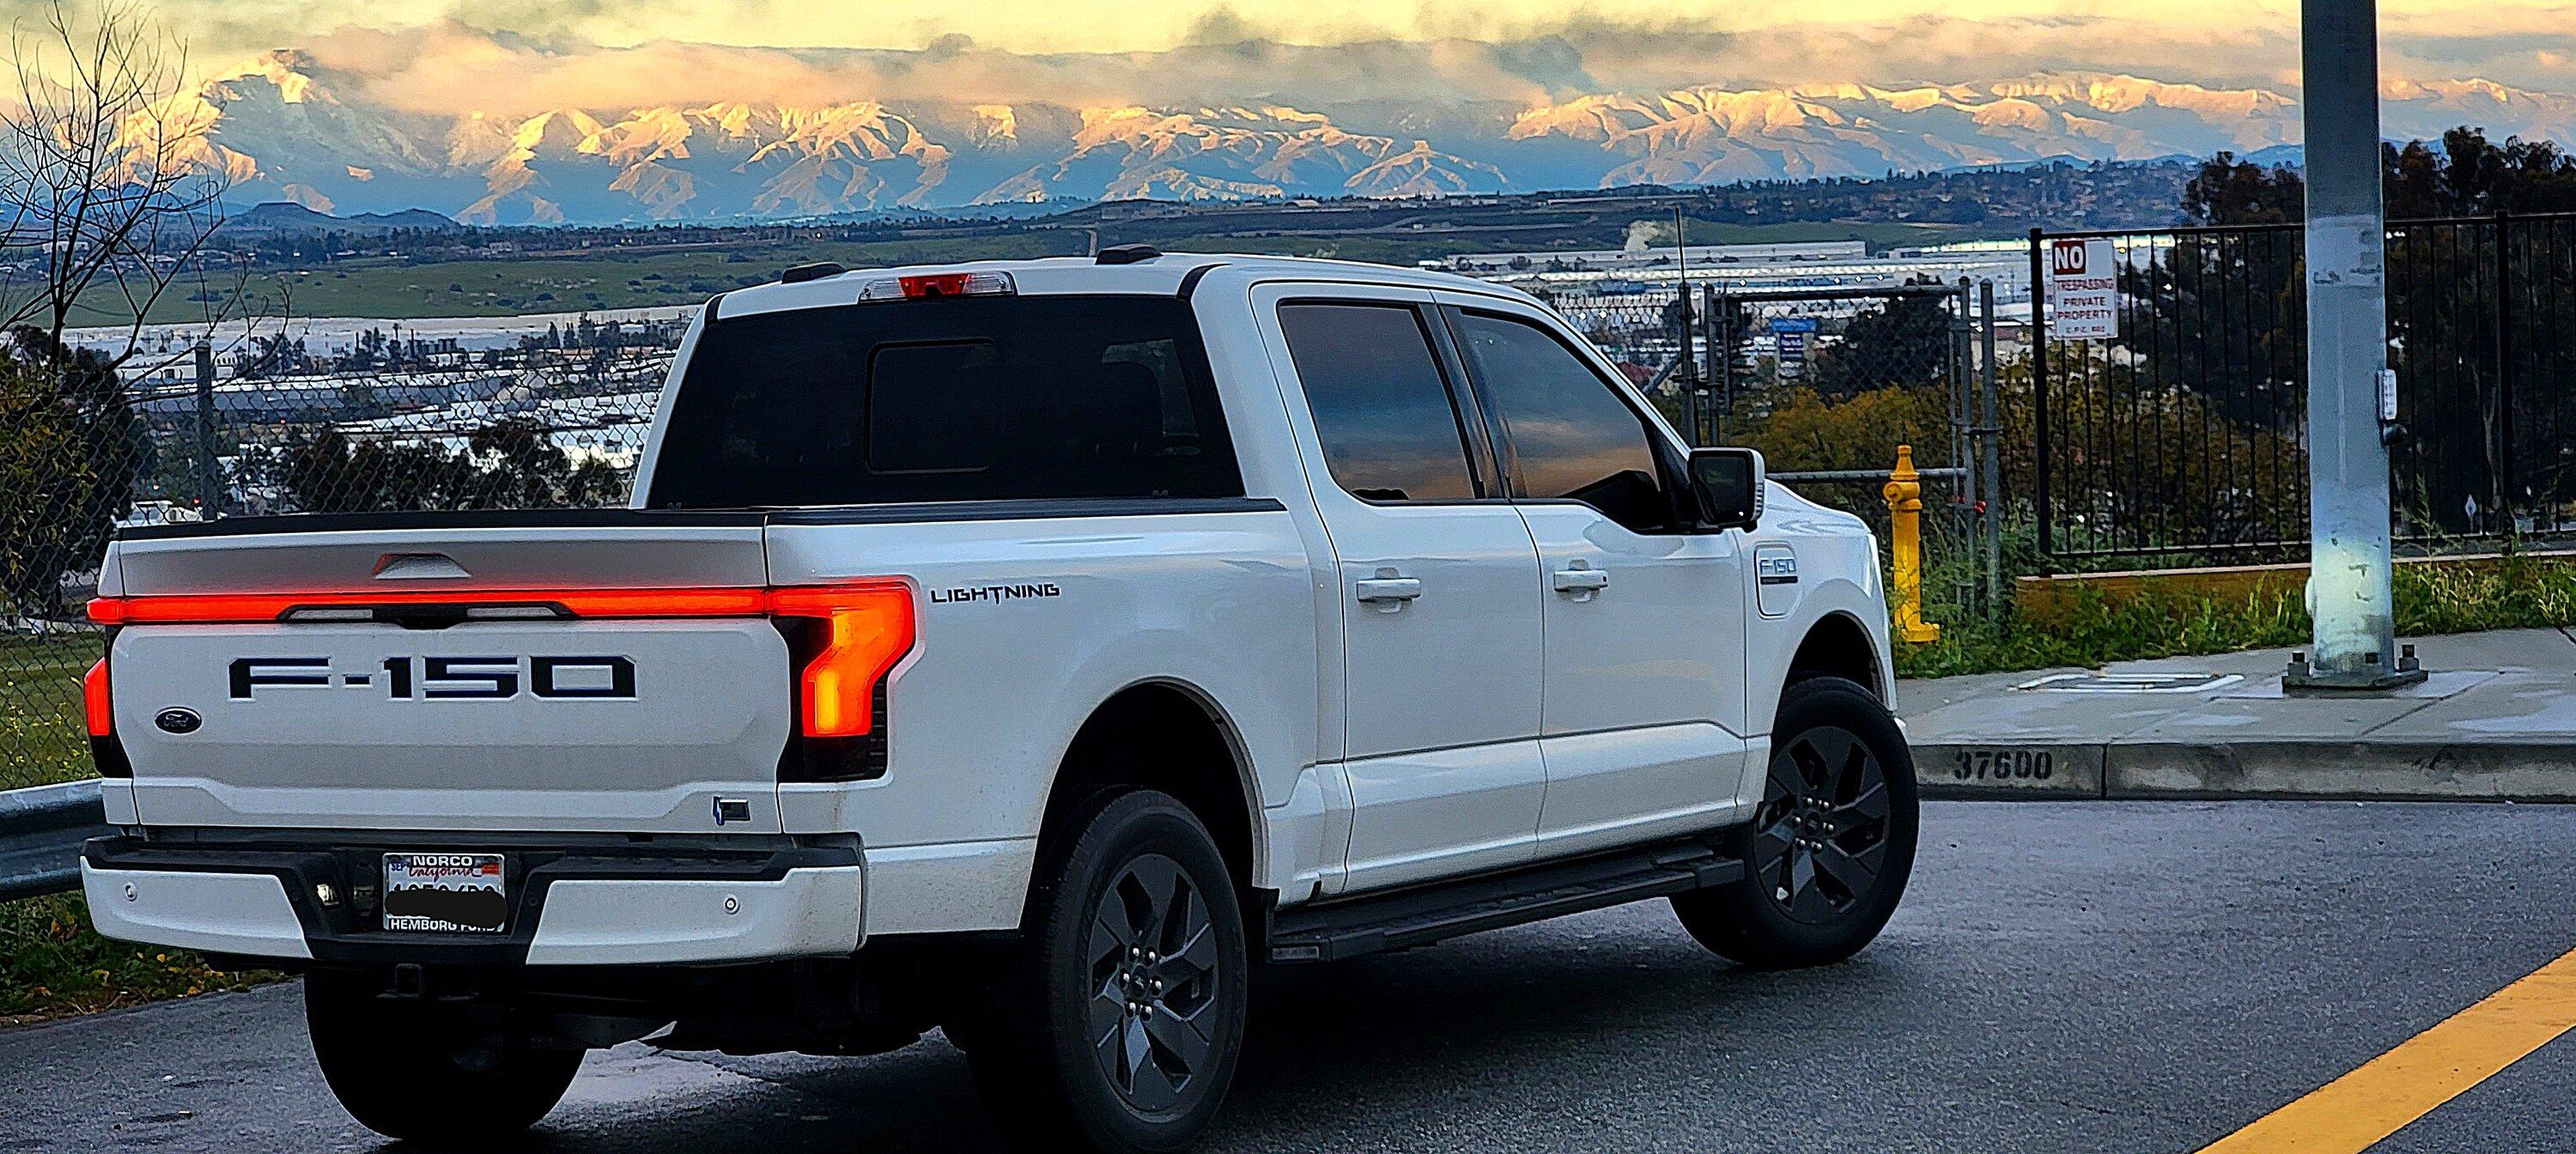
[[88, 234, 1090, 325], [1892, 550, 2576, 679], [0, 893, 273, 1024], [0, 634, 100, 792]]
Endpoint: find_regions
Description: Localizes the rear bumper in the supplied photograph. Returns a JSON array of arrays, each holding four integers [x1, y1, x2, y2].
[[81, 835, 862, 968]]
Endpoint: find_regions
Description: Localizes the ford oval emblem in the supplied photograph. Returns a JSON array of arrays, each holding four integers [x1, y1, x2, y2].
[[154, 708, 203, 735]]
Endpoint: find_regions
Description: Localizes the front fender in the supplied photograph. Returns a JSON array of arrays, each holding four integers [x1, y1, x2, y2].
[[1741, 491, 1894, 733]]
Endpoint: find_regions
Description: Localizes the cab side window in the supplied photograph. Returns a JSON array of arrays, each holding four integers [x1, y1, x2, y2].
[[1279, 302, 1481, 502], [1453, 311, 1674, 532]]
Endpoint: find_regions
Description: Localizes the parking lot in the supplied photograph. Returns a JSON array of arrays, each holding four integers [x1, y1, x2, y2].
[[5, 799, 2572, 1153]]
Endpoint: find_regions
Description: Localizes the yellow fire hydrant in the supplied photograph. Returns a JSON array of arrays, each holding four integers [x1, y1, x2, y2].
[[1881, 445, 1942, 644]]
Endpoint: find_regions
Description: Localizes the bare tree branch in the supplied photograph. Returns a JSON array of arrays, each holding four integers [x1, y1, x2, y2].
[[1, 0, 252, 381]]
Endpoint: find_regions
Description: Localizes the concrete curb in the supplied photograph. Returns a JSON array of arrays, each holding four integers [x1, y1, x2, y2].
[[1912, 741, 2576, 802]]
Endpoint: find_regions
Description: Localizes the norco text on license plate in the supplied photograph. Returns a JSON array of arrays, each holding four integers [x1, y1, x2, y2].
[[381, 853, 507, 932]]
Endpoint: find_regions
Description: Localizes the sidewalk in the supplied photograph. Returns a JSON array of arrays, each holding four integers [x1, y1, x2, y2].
[[1899, 627, 2576, 800]]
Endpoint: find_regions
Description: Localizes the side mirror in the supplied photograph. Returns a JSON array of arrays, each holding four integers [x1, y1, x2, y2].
[[1688, 447, 1765, 531]]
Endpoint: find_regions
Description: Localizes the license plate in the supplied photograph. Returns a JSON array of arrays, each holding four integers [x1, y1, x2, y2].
[[381, 853, 507, 932]]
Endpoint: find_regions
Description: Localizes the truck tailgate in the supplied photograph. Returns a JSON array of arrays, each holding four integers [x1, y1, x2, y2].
[[98, 516, 796, 834]]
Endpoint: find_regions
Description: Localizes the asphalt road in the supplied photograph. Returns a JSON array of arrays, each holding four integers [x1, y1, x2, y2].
[[7, 800, 2576, 1153]]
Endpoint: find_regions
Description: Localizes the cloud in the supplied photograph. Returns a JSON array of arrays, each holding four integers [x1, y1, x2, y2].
[[245, 8, 2576, 118]]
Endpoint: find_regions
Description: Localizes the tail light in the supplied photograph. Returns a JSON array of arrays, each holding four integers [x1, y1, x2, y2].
[[765, 583, 914, 739], [856, 271, 1016, 301], [83, 658, 131, 778], [82, 659, 112, 737]]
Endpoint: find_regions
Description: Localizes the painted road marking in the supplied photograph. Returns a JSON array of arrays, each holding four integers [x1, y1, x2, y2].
[[2196, 945, 2576, 1153]]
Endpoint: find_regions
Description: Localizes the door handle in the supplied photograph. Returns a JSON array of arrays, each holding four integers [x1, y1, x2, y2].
[[1354, 577, 1424, 608], [1552, 565, 1610, 600]]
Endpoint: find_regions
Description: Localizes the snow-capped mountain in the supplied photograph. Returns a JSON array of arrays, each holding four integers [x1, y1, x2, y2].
[[971, 106, 1507, 203], [1503, 78, 2308, 187], [136, 52, 2576, 224]]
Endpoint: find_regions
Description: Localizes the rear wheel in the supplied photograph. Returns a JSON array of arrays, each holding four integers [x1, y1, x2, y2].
[[1674, 675, 1917, 969], [967, 789, 1249, 1153], [305, 972, 583, 1145]]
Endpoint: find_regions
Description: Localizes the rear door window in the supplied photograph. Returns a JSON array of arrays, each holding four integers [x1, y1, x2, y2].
[[1278, 302, 1481, 502], [647, 295, 1240, 507]]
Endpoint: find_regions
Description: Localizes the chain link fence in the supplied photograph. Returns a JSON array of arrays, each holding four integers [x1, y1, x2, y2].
[[1540, 288, 1695, 390], [1707, 283, 2003, 610], [0, 320, 678, 787], [1546, 279, 2007, 609]]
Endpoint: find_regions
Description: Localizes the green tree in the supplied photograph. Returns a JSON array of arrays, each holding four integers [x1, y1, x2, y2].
[[458, 419, 576, 509], [1809, 283, 1954, 399], [270, 418, 629, 513], [2183, 153, 2305, 225], [2385, 128, 2576, 217], [0, 329, 146, 619]]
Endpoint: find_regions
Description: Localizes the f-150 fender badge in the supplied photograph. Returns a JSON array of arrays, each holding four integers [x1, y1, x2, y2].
[[1754, 548, 1800, 586], [154, 708, 203, 734], [1754, 544, 1801, 619]]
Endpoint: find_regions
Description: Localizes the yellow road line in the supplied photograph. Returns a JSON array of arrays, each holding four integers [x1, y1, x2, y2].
[[2196, 945, 2576, 1154]]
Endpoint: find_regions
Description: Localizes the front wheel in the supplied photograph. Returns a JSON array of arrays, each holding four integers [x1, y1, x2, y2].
[[967, 789, 1249, 1153], [1674, 675, 1918, 969], [305, 971, 583, 1145]]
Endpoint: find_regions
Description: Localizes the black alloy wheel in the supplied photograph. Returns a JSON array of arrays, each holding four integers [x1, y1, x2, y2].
[[1670, 675, 1917, 970], [963, 788, 1249, 1154], [1087, 853, 1224, 1111], [1753, 724, 1895, 923]]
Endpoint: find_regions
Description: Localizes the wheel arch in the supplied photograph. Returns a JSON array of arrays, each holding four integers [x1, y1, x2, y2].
[[1040, 677, 1268, 901], [1747, 597, 1893, 739], [1787, 610, 1886, 702]]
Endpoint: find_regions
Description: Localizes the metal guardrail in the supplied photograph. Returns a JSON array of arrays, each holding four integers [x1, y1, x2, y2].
[[0, 780, 106, 901]]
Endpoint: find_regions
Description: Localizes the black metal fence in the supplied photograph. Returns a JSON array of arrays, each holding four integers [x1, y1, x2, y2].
[[2031, 213, 2576, 561]]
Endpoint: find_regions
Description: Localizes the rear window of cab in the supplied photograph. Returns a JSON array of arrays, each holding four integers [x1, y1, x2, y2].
[[647, 295, 1242, 508]]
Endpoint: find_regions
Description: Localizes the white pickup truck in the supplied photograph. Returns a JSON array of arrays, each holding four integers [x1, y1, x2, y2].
[[79, 250, 1913, 1153]]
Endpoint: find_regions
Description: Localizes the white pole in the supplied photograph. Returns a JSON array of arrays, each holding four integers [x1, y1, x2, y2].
[[2288, 0, 2423, 689]]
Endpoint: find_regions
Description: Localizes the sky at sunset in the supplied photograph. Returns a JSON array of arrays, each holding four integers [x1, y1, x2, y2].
[[36, 0, 2576, 114]]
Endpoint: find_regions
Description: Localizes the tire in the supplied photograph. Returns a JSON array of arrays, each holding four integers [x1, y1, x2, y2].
[[1673, 675, 1918, 969], [967, 789, 1249, 1154], [304, 971, 583, 1145]]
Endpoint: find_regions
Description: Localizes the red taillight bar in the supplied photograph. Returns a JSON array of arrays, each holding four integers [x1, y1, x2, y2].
[[88, 587, 773, 625]]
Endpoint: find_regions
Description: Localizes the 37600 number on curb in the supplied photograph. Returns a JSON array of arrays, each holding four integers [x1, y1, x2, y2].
[[1953, 749, 2056, 781]]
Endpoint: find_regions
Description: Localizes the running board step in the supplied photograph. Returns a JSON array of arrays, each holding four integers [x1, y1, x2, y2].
[[1267, 830, 1745, 964]]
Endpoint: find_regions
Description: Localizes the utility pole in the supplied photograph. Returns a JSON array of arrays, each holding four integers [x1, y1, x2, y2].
[[2285, 0, 2423, 689], [193, 343, 219, 520]]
